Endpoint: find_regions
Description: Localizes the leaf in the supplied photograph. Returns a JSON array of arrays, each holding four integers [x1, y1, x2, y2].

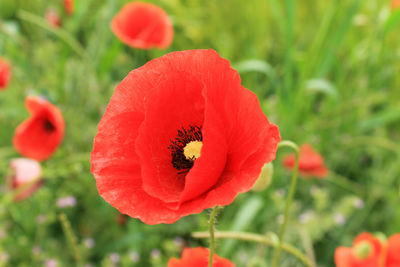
[[234, 59, 278, 83], [305, 78, 339, 98], [220, 196, 263, 256]]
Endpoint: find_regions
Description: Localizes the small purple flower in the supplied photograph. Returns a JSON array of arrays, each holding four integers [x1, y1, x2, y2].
[[298, 210, 315, 224], [110, 253, 120, 263], [334, 213, 346, 226], [32, 246, 42, 255], [353, 198, 364, 209], [0, 253, 9, 262], [84, 238, 95, 249], [45, 259, 58, 267], [173, 237, 184, 248], [237, 250, 249, 263], [56, 196, 77, 208], [150, 249, 161, 260], [36, 214, 46, 224], [129, 251, 140, 262], [275, 189, 286, 198]]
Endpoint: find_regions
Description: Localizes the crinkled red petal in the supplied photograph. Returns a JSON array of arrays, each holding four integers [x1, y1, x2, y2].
[[91, 49, 280, 224]]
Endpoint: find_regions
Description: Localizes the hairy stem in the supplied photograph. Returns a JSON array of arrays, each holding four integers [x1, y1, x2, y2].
[[208, 206, 219, 267]]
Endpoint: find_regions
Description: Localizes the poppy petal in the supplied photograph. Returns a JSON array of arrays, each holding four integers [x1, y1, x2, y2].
[[13, 96, 65, 161], [386, 234, 400, 267], [111, 2, 173, 49]]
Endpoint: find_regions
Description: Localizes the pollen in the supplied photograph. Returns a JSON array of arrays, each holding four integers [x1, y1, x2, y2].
[[168, 125, 203, 177], [183, 141, 203, 160]]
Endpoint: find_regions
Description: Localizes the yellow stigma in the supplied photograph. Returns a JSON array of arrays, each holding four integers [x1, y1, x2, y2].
[[183, 141, 203, 161], [352, 241, 372, 260]]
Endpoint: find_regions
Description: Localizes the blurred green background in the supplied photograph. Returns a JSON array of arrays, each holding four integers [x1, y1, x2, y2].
[[1, 0, 400, 266]]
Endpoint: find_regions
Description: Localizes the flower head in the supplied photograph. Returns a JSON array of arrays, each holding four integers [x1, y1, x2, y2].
[[168, 247, 234, 267], [0, 58, 11, 90], [45, 9, 61, 27], [386, 234, 400, 267], [64, 0, 74, 15], [334, 232, 385, 267], [283, 144, 328, 178], [56, 196, 77, 208], [392, 0, 400, 10], [13, 96, 65, 161], [8, 158, 43, 201], [91, 49, 280, 224], [111, 2, 173, 49]]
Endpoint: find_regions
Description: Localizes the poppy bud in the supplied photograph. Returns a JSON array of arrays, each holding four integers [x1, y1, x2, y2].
[[8, 158, 43, 201], [45, 10, 61, 28], [252, 162, 273, 192], [352, 241, 371, 260]]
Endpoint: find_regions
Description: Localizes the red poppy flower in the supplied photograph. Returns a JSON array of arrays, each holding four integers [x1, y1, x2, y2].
[[283, 143, 328, 178], [0, 58, 11, 90], [111, 2, 173, 49], [91, 49, 280, 224], [45, 10, 61, 28], [64, 0, 74, 15], [386, 234, 400, 267], [8, 158, 43, 201], [167, 247, 235, 267], [334, 232, 385, 267], [13, 96, 65, 161], [392, 0, 400, 10]]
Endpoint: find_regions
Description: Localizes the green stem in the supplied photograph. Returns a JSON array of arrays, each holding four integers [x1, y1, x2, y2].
[[59, 213, 83, 266], [16, 10, 88, 60], [208, 207, 219, 267], [192, 231, 312, 267], [272, 140, 300, 267]]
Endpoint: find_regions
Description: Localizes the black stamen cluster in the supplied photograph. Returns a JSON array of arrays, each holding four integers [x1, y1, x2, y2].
[[43, 119, 56, 132], [168, 125, 202, 177]]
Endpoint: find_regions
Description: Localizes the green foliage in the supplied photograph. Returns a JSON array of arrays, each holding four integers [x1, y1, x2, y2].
[[1, 0, 399, 266]]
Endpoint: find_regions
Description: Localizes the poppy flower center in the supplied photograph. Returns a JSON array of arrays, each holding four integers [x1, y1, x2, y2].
[[183, 141, 203, 160], [43, 119, 55, 132], [168, 125, 203, 176], [352, 241, 372, 260]]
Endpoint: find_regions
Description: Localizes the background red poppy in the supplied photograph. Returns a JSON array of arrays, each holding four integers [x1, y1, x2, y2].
[[386, 234, 400, 267], [167, 247, 235, 267], [91, 49, 280, 224], [64, 0, 74, 15], [283, 143, 328, 178], [111, 2, 173, 49], [0, 58, 11, 90], [334, 232, 385, 267], [13, 96, 65, 161]]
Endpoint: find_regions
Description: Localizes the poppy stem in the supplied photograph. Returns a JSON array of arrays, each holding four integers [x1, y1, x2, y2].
[[272, 140, 300, 267], [208, 206, 219, 267], [16, 10, 88, 60], [59, 213, 83, 266], [192, 231, 313, 267]]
